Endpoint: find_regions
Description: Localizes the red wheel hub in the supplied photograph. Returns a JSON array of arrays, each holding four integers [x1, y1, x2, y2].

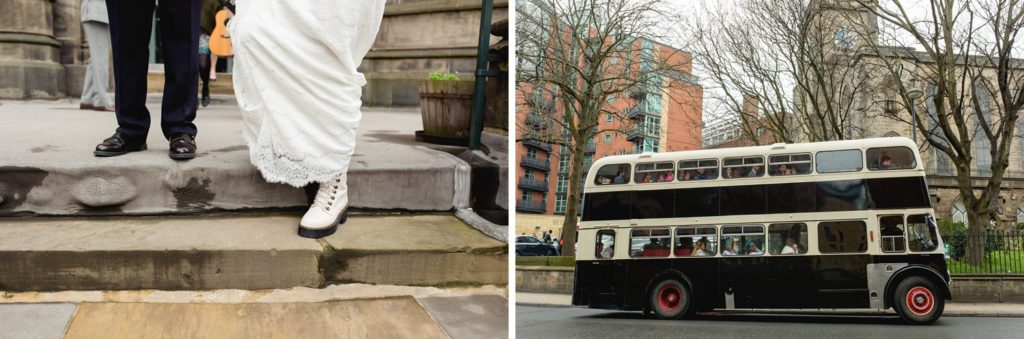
[[657, 284, 684, 312], [906, 286, 934, 316]]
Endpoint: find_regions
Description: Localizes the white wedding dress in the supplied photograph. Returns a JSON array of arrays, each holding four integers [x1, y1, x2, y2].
[[230, 1, 386, 187]]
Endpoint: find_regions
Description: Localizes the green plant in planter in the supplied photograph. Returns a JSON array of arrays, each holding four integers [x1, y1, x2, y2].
[[427, 71, 460, 81]]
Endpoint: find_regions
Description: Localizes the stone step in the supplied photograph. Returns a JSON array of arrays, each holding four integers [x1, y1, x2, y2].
[[0, 213, 507, 291], [0, 100, 470, 216]]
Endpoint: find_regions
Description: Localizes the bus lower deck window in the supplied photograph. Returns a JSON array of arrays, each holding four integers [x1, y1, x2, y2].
[[879, 215, 907, 252], [596, 230, 616, 259], [768, 223, 808, 255], [675, 226, 717, 256], [720, 225, 765, 256], [818, 221, 868, 253], [907, 215, 939, 252], [630, 228, 671, 257]]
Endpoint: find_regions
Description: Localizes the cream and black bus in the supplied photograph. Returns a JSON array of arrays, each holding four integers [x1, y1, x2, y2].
[[572, 137, 949, 324]]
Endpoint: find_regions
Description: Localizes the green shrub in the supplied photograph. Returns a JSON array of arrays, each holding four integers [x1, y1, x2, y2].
[[427, 71, 460, 81]]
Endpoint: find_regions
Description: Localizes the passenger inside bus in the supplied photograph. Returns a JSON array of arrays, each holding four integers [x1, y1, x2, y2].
[[601, 243, 614, 259], [721, 238, 739, 255], [745, 240, 764, 255], [780, 237, 799, 254], [642, 238, 670, 256], [747, 165, 762, 177], [694, 167, 713, 179], [693, 238, 712, 256], [879, 155, 893, 169]]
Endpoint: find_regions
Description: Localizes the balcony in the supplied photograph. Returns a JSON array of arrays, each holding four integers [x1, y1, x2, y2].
[[626, 126, 645, 141], [518, 178, 549, 192], [516, 199, 546, 214], [626, 103, 657, 120], [584, 141, 596, 154], [520, 157, 551, 172], [524, 114, 547, 130], [521, 139, 552, 152]]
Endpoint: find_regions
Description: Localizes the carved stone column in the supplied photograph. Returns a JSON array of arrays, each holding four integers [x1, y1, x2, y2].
[[53, 0, 85, 97], [0, 0, 66, 99]]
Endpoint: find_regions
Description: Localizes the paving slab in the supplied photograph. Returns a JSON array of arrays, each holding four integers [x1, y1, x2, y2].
[[63, 298, 447, 339], [0, 303, 77, 339], [321, 215, 508, 286], [0, 213, 506, 291], [0, 100, 469, 215], [418, 295, 509, 339]]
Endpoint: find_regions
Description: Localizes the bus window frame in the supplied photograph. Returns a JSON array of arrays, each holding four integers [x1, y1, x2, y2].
[[817, 220, 869, 254], [635, 161, 675, 184], [866, 146, 918, 171], [629, 227, 672, 258], [595, 229, 616, 260], [720, 224, 766, 256], [594, 164, 631, 186], [815, 149, 864, 174], [722, 156, 765, 179], [677, 159, 719, 181], [767, 223, 809, 255], [906, 214, 939, 252], [674, 225, 718, 257], [878, 215, 907, 253], [768, 153, 813, 176]]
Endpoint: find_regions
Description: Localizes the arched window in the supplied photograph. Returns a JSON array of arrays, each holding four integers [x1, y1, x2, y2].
[[952, 199, 968, 227], [884, 131, 900, 137], [1017, 206, 1024, 225], [926, 85, 953, 175]]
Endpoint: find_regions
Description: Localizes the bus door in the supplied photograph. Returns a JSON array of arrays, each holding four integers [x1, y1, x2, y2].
[[761, 223, 817, 308], [584, 229, 620, 308], [717, 225, 767, 309], [815, 220, 872, 308]]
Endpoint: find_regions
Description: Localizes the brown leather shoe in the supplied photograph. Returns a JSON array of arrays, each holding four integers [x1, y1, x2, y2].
[[80, 102, 95, 110], [92, 105, 115, 112], [94, 132, 147, 157], [169, 134, 197, 160]]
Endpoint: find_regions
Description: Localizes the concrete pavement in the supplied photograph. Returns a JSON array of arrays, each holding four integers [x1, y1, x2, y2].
[[0, 99, 471, 215], [516, 292, 1024, 318], [0, 284, 508, 339]]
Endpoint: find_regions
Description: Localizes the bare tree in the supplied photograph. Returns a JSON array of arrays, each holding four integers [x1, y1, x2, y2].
[[691, 0, 872, 144], [853, 0, 1024, 265], [516, 0, 698, 254]]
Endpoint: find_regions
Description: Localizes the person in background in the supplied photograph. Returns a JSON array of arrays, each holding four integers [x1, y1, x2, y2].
[[781, 237, 799, 254], [613, 168, 626, 184], [542, 229, 552, 245], [197, 0, 221, 107], [79, 0, 114, 112], [692, 238, 711, 256]]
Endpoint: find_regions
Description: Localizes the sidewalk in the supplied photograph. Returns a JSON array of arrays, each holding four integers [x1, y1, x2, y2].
[[516, 292, 1024, 318], [0, 99, 469, 215], [0, 284, 508, 339]]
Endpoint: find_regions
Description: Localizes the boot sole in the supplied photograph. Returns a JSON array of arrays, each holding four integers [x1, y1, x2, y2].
[[298, 208, 348, 239], [169, 152, 197, 160], [94, 144, 148, 157]]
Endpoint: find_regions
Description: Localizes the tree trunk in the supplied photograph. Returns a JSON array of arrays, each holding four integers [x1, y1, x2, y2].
[[964, 208, 989, 266], [560, 144, 585, 257]]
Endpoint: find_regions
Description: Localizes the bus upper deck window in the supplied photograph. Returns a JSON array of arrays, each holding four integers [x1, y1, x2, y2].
[[768, 223, 808, 254], [596, 230, 616, 259], [816, 149, 863, 173], [720, 225, 765, 256], [879, 215, 907, 253], [722, 156, 764, 179], [630, 228, 671, 257], [675, 226, 718, 257], [636, 162, 675, 183], [907, 215, 939, 252], [769, 153, 812, 176], [595, 164, 630, 185], [678, 159, 719, 181], [867, 147, 917, 170]]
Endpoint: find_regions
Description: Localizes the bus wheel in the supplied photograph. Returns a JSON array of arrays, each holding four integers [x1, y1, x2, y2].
[[649, 279, 691, 320], [893, 276, 944, 325]]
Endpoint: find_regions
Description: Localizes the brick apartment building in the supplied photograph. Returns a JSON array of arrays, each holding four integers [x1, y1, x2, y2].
[[514, 38, 703, 239]]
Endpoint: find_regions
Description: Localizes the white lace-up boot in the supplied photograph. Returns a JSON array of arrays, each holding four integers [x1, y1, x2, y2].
[[298, 173, 349, 238]]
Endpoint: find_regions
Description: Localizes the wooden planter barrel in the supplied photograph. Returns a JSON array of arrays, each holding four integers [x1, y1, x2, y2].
[[418, 80, 475, 140]]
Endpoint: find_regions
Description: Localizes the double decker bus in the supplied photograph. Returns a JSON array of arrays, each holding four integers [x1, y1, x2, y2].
[[572, 138, 949, 324]]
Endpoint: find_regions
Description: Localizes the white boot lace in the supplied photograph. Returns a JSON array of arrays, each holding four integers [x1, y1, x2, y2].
[[312, 176, 344, 212]]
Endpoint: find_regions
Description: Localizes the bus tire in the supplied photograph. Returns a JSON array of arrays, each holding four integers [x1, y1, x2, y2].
[[893, 275, 944, 325], [648, 278, 691, 320]]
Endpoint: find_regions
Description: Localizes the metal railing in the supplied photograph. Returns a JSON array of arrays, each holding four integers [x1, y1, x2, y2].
[[521, 139, 552, 152], [945, 230, 1024, 275], [516, 199, 546, 213], [520, 157, 551, 171], [518, 178, 549, 192]]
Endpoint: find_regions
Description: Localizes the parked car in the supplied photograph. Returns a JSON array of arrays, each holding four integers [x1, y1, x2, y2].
[[516, 235, 556, 256]]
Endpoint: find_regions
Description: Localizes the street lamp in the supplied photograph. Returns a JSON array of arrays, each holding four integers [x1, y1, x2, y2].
[[906, 88, 924, 142]]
